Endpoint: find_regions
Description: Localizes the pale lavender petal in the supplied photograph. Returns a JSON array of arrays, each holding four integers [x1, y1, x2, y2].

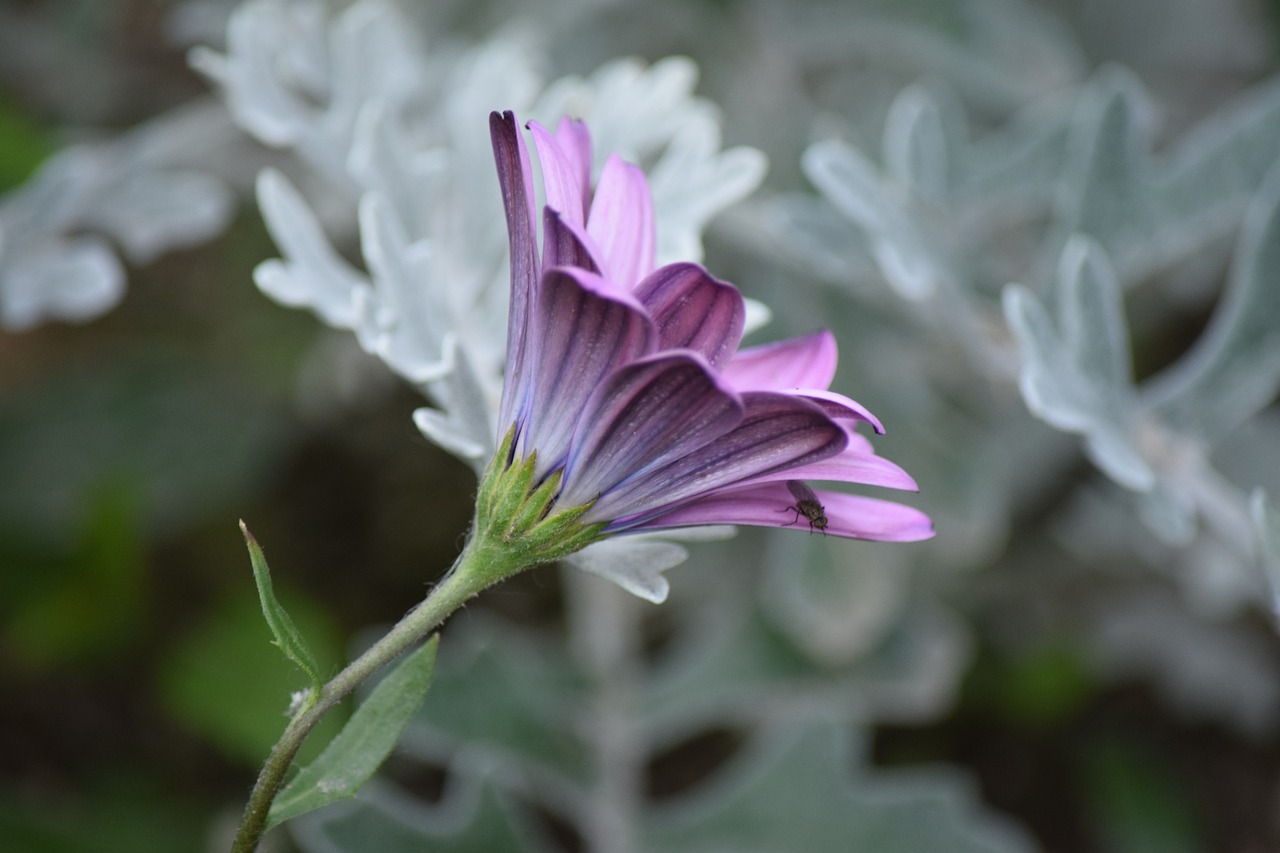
[[559, 353, 744, 506], [588, 392, 846, 524], [793, 388, 884, 434], [553, 116, 593, 209], [721, 330, 837, 391], [635, 482, 935, 542], [530, 120, 589, 228], [491, 111, 539, 427], [521, 267, 656, 475], [587, 154, 655, 290], [634, 263, 745, 369]]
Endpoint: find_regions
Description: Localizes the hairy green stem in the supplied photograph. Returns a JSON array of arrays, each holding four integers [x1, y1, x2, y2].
[[230, 546, 492, 852]]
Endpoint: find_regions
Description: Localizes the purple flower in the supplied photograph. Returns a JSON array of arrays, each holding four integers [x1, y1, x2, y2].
[[489, 110, 932, 545]]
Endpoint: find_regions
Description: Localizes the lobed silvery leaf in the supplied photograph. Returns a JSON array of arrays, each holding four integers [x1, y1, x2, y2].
[[564, 526, 736, 604], [1088, 591, 1280, 736], [882, 84, 951, 207], [0, 236, 123, 330], [955, 96, 1071, 228], [1250, 490, 1280, 623], [1144, 159, 1280, 438], [1003, 236, 1153, 490], [1053, 66, 1157, 276], [803, 138, 946, 300], [759, 533, 913, 668], [254, 168, 369, 328], [0, 103, 236, 330], [763, 0, 1084, 109], [1156, 77, 1280, 254], [192, 0, 429, 182], [1055, 68, 1280, 285], [643, 714, 1034, 853], [288, 776, 539, 852]]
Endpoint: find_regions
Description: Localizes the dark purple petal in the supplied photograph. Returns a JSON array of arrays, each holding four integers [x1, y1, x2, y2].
[[587, 154, 655, 289], [491, 111, 540, 428], [724, 432, 919, 491], [529, 120, 589, 228], [629, 482, 934, 541], [792, 388, 884, 434], [633, 263, 746, 369], [558, 353, 745, 506], [585, 392, 847, 523], [520, 267, 656, 476], [721, 330, 837, 391], [542, 208, 601, 274]]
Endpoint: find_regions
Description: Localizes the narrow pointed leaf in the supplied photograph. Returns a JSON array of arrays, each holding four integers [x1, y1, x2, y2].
[[268, 635, 440, 827], [241, 521, 322, 692]]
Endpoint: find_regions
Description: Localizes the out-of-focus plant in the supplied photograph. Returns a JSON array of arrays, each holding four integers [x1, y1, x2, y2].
[[3, 0, 1280, 851]]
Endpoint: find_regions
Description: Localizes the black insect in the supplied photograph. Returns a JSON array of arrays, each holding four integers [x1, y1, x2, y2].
[[780, 480, 828, 535]]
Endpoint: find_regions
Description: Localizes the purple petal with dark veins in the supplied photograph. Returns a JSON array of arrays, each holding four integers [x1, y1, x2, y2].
[[631, 482, 934, 541], [520, 267, 656, 475], [559, 352, 745, 507], [587, 154, 655, 290], [634, 263, 746, 369], [542, 208, 601, 275], [723, 432, 918, 491], [721, 330, 837, 392], [586, 392, 847, 524], [491, 111, 540, 428], [530, 120, 589, 228], [792, 388, 884, 434]]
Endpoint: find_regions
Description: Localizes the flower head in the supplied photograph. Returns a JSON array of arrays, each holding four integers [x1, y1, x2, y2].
[[474, 110, 931, 576]]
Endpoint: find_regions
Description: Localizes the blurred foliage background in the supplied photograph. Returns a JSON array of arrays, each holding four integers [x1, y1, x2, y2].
[[3, 0, 1280, 851]]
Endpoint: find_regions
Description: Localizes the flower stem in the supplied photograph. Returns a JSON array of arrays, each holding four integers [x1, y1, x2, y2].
[[230, 544, 495, 852]]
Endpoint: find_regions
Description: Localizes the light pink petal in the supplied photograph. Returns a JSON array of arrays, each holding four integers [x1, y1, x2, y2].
[[587, 154, 656, 290], [793, 388, 884, 434], [553, 116, 593, 206], [521, 268, 656, 475], [634, 263, 745, 369], [721, 330, 837, 392], [559, 352, 744, 506], [490, 111, 539, 428], [635, 482, 934, 542], [530, 120, 589, 229]]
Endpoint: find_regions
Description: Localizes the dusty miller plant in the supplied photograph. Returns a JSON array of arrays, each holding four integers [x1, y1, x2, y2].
[[3, 0, 1279, 850]]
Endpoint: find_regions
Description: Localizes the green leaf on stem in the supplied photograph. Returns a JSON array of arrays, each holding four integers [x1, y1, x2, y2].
[[267, 635, 440, 828], [241, 520, 322, 694]]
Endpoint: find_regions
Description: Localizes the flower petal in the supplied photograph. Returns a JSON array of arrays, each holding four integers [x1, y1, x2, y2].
[[721, 330, 837, 391], [491, 110, 539, 428], [634, 263, 746, 369], [791, 388, 884, 434], [529, 120, 590, 228], [636, 482, 934, 541], [521, 267, 656, 475], [553, 116, 593, 213], [559, 352, 745, 506], [589, 392, 847, 524], [587, 154, 655, 289], [729, 432, 919, 491], [542, 208, 601, 275]]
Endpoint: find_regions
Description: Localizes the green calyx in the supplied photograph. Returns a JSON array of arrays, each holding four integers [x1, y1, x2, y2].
[[464, 427, 607, 588]]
